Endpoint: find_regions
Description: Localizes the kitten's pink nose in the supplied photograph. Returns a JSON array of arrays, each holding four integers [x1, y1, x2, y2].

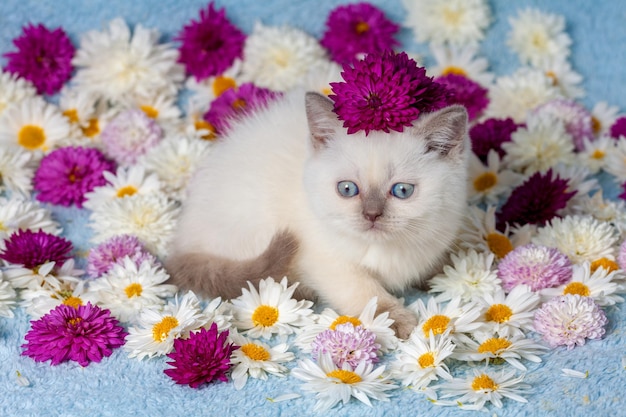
[[363, 210, 382, 222]]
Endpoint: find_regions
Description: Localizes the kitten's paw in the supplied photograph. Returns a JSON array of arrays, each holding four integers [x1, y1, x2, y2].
[[378, 303, 419, 340]]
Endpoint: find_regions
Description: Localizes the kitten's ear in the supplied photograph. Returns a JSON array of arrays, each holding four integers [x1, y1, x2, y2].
[[416, 105, 468, 158], [305, 92, 340, 150]]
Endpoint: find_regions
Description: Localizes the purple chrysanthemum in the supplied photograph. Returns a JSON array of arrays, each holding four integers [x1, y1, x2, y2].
[[496, 169, 575, 231], [321, 2, 400, 65], [165, 323, 238, 388], [203, 82, 280, 134], [311, 323, 380, 368], [34, 146, 115, 208], [176, 2, 245, 81], [497, 243, 573, 292], [329, 50, 451, 135], [434, 73, 488, 121], [610, 116, 626, 140], [533, 294, 607, 350], [86, 234, 157, 278], [618, 239, 626, 270], [469, 117, 522, 163], [22, 303, 127, 366], [0, 229, 73, 269], [3, 23, 75, 95], [100, 109, 163, 166], [531, 99, 593, 151]]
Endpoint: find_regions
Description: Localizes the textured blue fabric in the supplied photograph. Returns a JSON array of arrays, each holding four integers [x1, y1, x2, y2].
[[1, 1, 625, 416]]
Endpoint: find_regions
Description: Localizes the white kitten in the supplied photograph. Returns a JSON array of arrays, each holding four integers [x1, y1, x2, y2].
[[166, 91, 469, 338]]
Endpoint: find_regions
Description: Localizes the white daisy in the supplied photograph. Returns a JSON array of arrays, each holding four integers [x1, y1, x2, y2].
[[83, 165, 162, 211], [551, 163, 600, 214], [577, 135, 615, 174], [200, 296, 233, 333], [301, 59, 343, 97], [0, 271, 17, 318], [58, 85, 107, 143], [240, 23, 328, 92], [604, 137, 626, 182], [124, 291, 207, 360], [590, 101, 620, 138], [85, 257, 177, 323], [540, 57, 584, 99], [0, 70, 37, 117], [0, 96, 71, 154], [429, 44, 494, 86], [467, 150, 523, 205], [507, 8, 572, 67], [502, 113, 575, 175], [568, 190, 626, 238], [0, 197, 61, 243], [291, 353, 396, 412], [533, 215, 618, 264], [120, 92, 182, 135], [230, 276, 314, 339], [0, 145, 34, 197], [454, 333, 547, 371], [3, 259, 82, 292], [402, 0, 491, 47], [20, 279, 88, 320], [476, 285, 540, 338], [88, 193, 181, 258], [228, 330, 295, 390], [185, 58, 244, 113]]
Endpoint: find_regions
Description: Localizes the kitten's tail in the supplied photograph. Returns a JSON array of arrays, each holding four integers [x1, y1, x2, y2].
[[164, 231, 299, 300]]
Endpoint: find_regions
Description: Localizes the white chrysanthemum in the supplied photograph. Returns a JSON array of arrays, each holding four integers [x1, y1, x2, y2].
[[577, 135, 615, 174], [291, 353, 396, 412], [139, 135, 212, 201], [72, 17, 184, 104], [0, 70, 37, 117], [200, 297, 233, 332], [3, 259, 82, 292], [468, 150, 523, 205], [0, 145, 34, 197], [20, 280, 88, 319], [590, 101, 620, 137], [240, 22, 329, 91], [185, 58, 244, 113], [533, 215, 618, 264], [402, 0, 491, 46], [228, 331, 295, 390], [0, 271, 17, 318], [83, 165, 162, 211], [294, 297, 398, 353], [507, 8, 571, 67], [454, 333, 547, 371], [89, 193, 180, 258], [125, 291, 208, 360], [301, 59, 343, 97], [604, 137, 626, 182], [230, 277, 314, 339], [485, 67, 561, 122], [550, 163, 600, 215], [502, 113, 575, 175], [0, 96, 71, 154], [86, 257, 177, 323], [476, 285, 540, 338], [568, 190, 626, 238], [0, 197, 61, 243], [539, 57, 584, 99], [429, 44, 494, 86]]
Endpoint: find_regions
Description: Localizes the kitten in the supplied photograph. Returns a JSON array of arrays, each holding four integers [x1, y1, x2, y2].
[[166, 91, 469, 339]]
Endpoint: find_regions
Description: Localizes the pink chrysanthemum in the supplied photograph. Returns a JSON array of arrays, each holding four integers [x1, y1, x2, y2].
[[22, 303, 127, 366], [311, 323, 380, 368], [496, 169, 575, 231], [498, 243, 573, 292], [3, 23, 75, 95], [320, 2, 399, 65], [532, 99, 593, 151], [329, 50, 450, 135], [165, 323, 238, 388], [86, 234, 157, 278], [469, 117, 522, 163], [203, 82, 280, 135], [435, 73, 489, 121], [533, 294, 607, 350], [0, 229, 73, 269], [34, 146, 115, 208], [610, 116, 626, 140], [100, 109, 163, 166], [176, 2, 245, 81]]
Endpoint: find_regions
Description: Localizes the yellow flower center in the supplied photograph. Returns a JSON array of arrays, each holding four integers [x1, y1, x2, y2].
[[473, 172, 498, 192], [545, 70, 559, 86], [485, 304, 513, 324], [125, 283, 143, 298], [354, 21, 370, 34], [81, 118, 100, 138], [152, 316, 179, 342], [591, 149, 605, 160], [321, 87, 332, 96], [18, 125, 46, 150], [486, 232, 513, 259], [62, 296, 83, 309], [591, 116, 602, 135], [563, 282, 591, 297], [590, 257, 619, 273], [477, 337, 512, 355], [330, 315, 362, 330], [472, 374, 498, 392], [441, 66, 468, 77], [63, 108, 79, 124], [140, 105, 159, 119], [418, 352, 435, 368], [251, 305, 279, 327], [213, 75, 237, 97], [442, 7, 462, 25], [116, 185, 138, 198], [241, 343, 271, 361], [194, 119, 217, 141], [326, 369, 362, 384], [422, 314, 450, 337]]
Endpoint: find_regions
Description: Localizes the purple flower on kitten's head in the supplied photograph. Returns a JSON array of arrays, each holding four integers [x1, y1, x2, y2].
[[86, 234, 157, 278], [434, 73, 489, 121], [469, 117, 521, 163], [0, 229, 73, 269]]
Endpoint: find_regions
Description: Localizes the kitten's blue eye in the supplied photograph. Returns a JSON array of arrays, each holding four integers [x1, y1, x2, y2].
[[337, 181, 359, 197], [391, 183, 415, 199]]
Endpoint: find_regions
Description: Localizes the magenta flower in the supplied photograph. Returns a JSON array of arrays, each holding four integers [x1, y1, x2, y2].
[[321, 2, 399, 65], [86, 234, 157, 278], [22, 303, 127, 366], [497, 243, 572, 292], [496, 169, 575, 231], [100, 109, 163, 166], [533, 294, 607, 349], [34, 146, 115, 208], [531, 99, 593, 151], [165, 323, 238, 388], [434, 73, 488, 121], [0, 229, 73, 269], [3, 23, 75, 95], [176, 2, 245, 81], [610, 116, 626, 140], [469, 117, 522, 163], [203, 82, 280, 134], [311, 323, 380, 368], [329, 50, 451, 135]]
